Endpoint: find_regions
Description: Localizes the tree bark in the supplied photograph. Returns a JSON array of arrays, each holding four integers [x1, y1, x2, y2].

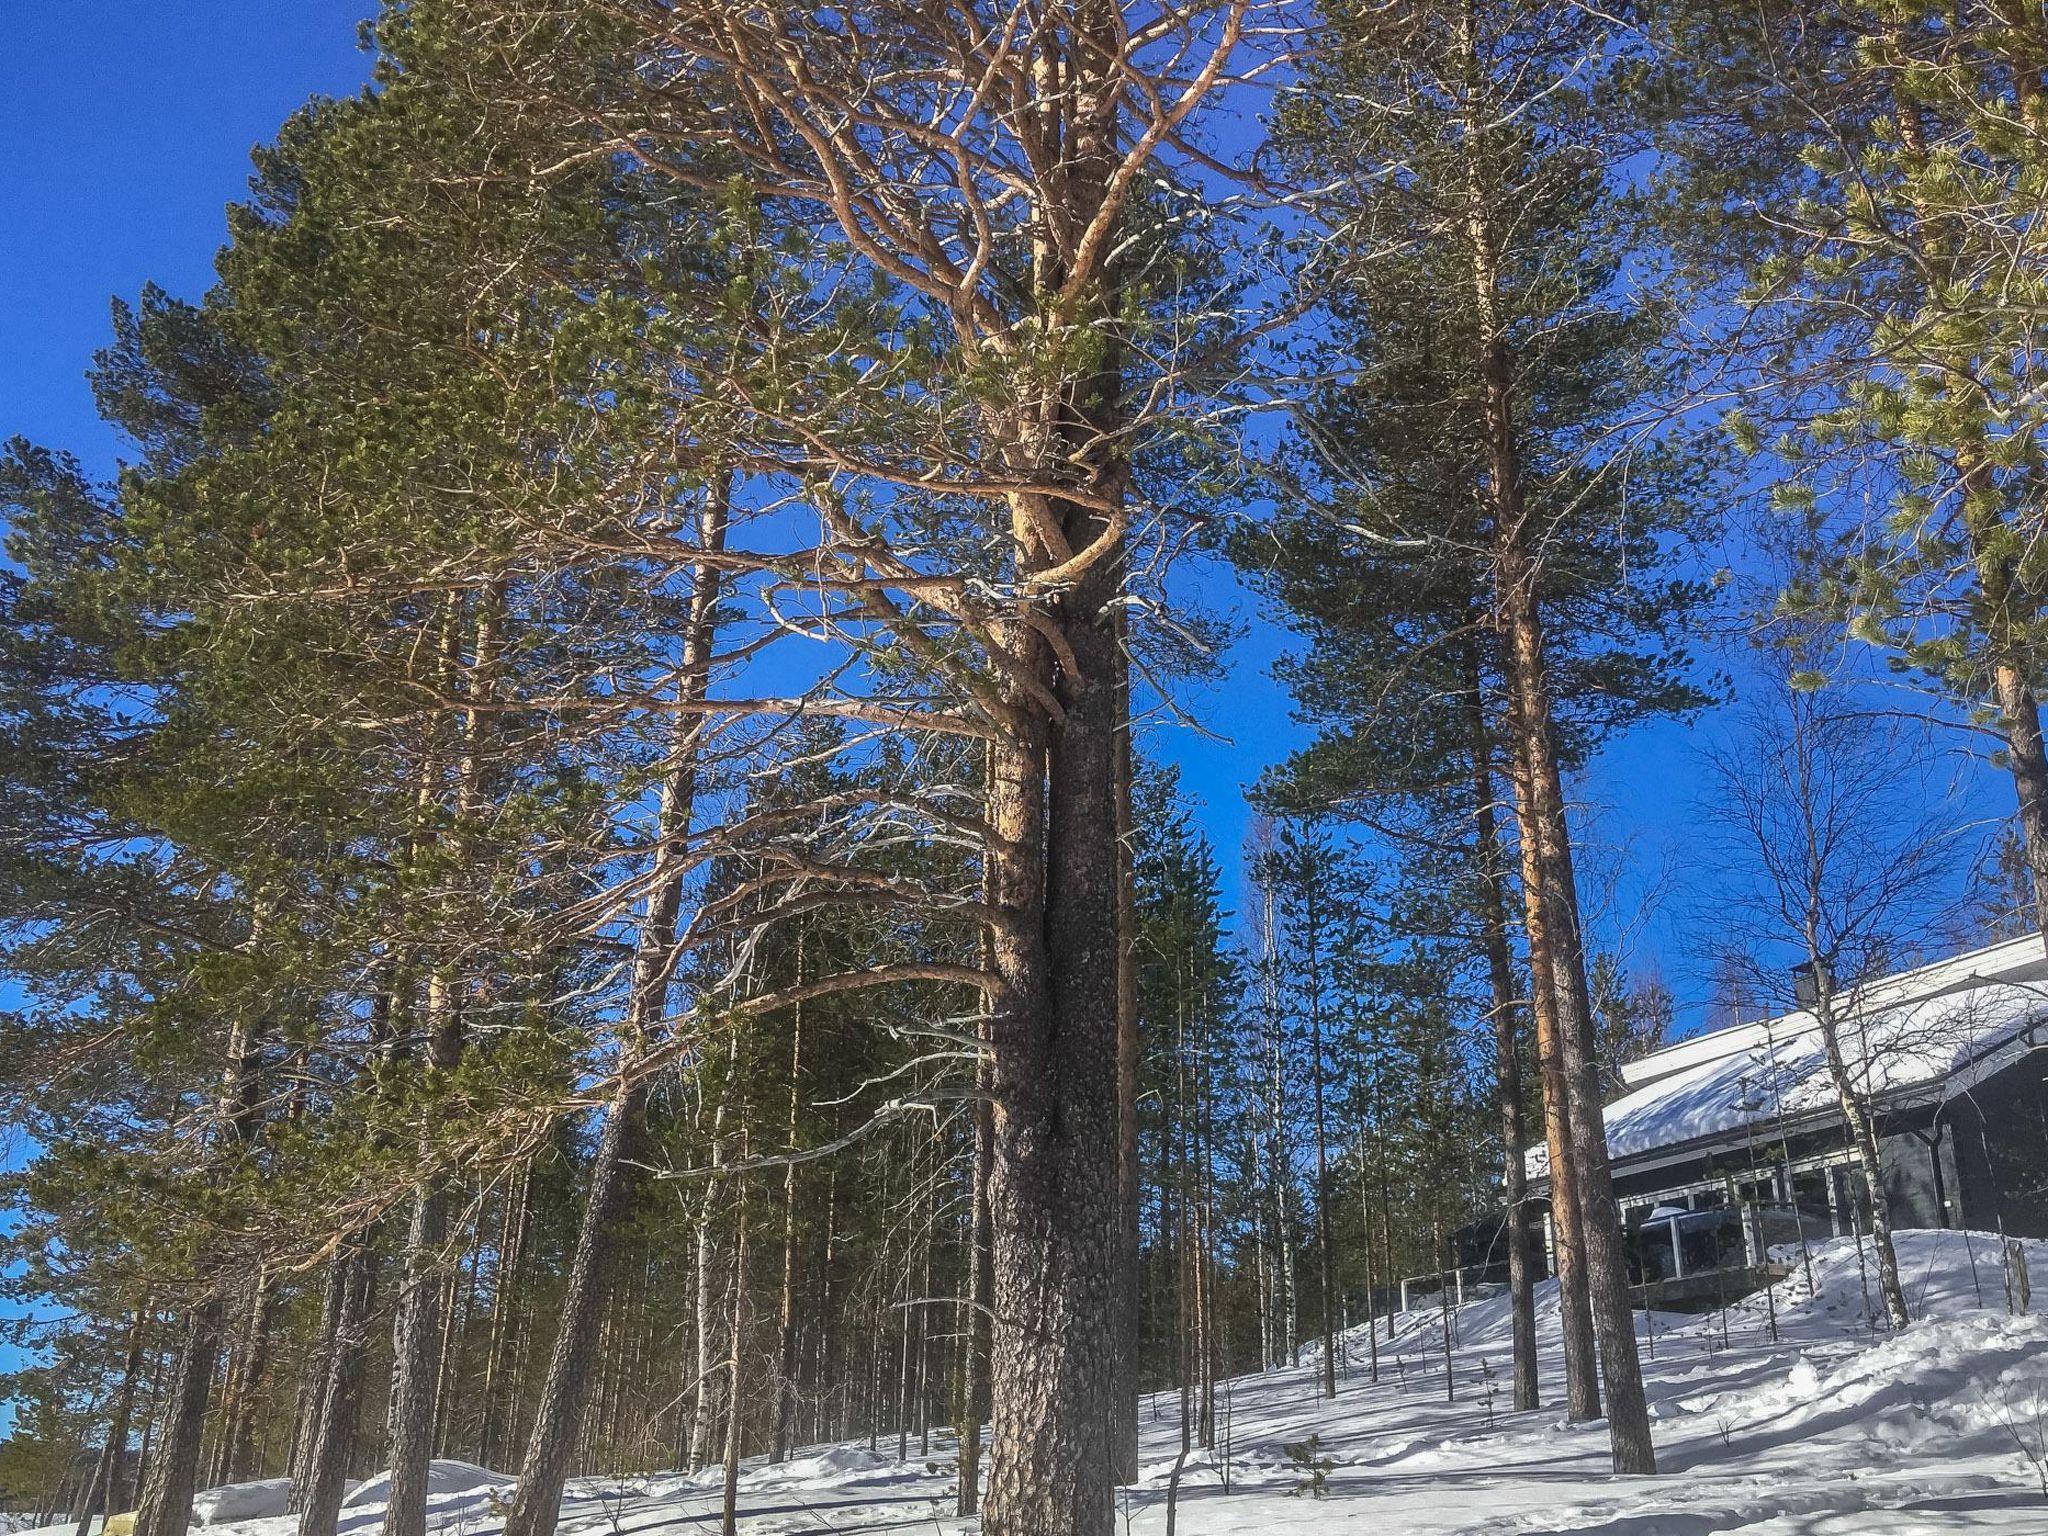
[[982, 553, 1122, 1536], [217, 1271, 275, 1485], [132, 1305, 224, 1536], [1503, 688, 1600, 1421], [296, 1241, 379, 1536], [1497, 580, 1656, 1471], [687, 1060, 733, 1471], [954, 1067, 993, 1516], [500, 1085, 640, 1536], [1466, 646, 1541, 1412], [718, 1161, 750, 1536], [382, 1162, 452, 1536], [1811, 980, 1911, 1328], [1110, 629, 1141, 1481], [1463, 70, 1648, 1456]]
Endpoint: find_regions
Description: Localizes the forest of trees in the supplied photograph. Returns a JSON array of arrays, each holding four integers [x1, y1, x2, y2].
[[3, 4, 2046, 1536]]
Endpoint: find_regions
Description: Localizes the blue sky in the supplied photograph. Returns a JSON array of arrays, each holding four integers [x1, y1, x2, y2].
[[0, 3, 381, 473]]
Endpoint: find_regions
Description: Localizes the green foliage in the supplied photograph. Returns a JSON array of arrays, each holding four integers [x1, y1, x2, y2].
[[1282, 1432, 1333, 1498], [1660, 1, 2048, 710]]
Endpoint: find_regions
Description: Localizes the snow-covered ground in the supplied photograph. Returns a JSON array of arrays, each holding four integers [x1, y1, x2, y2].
[[55, 1230, 2048, 1536]]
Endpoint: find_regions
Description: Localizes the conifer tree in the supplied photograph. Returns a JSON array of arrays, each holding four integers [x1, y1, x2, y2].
[[1261, 0, 1721, 1470], [1662, 2, 2048, 947]]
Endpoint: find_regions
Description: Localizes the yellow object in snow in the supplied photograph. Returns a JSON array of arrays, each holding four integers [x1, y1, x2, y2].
[[103, 1512, 138, 1536]]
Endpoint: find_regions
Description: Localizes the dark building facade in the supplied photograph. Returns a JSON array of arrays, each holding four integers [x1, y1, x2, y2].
[[1524, 934, 2048, 1296]]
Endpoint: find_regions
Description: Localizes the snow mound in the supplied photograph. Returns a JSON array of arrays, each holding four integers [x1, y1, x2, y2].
[[339, 1461, 514, 1510], [192, 1480, 292, 1527]]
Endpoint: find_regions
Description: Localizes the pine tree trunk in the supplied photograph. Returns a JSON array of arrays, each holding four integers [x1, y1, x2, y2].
[[981, 572, 1122, 1536], [1355, 1148, 1379, 1382], [1306, 896, 1337, 1400], [475, 1165, 530, 1471], [1496, 578, 1655, 1471], [1196, 1022, 1219, 1447], [501, 1084, 641, 1536], [954, 1072, 993, 1517], [1465, 116, 1647, 1450], [296, 1241, 378, 1536], [287, 1275, 336, 1495], [718, 1165, 750, 1536], [1503, 693, 1600, 1420], [505, 474, 727, 1527], [687, 1089, 730, 1471], [771, 979, 807, 1465], [386, 587, 501, 1536], [132, 1304, 224, 1536], [1110, 636, 1141, 1482], [1466, 650, 1541, 1412], [77, 1303, 150, 1536], [1990, 662, 2048, 944], [802, 1171, 827, 1449], [382, 1169, 451, 1536], [217, 1271, 275, 1485]]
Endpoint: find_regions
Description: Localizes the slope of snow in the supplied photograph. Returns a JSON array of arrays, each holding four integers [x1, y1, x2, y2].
[[338, 1462, 513, 1511], [192, 1481, 293, 1527], [163, 1231, 2048, 1536]]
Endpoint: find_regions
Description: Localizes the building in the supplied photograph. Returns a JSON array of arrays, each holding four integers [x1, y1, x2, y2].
[[1525, 933, 2048, 1297]]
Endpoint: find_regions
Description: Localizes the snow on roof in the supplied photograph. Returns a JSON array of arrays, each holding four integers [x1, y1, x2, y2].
[[1527, 932, 2048, 1184]]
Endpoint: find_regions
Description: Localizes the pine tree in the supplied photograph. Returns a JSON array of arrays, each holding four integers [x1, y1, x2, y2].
[[1662, 1, 2048, 947]]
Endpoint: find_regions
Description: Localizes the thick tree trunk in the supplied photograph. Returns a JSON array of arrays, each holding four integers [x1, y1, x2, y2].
[[1466, 648, 1540, 1412], [1990, 663, 2048, 944], [501, 1083, 643, 1536], [382, 1164, 452, 1536], [982, 548, 1122, 1536], [296, 1242, 379, 1536], [132, 1304, 224, 1536], [978, 11, 1133, 1523], [1497, 576, 1655, 1472]]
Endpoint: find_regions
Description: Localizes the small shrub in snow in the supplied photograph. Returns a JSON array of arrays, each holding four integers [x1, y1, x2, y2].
[[1282, 1434, 1333, 1499]]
